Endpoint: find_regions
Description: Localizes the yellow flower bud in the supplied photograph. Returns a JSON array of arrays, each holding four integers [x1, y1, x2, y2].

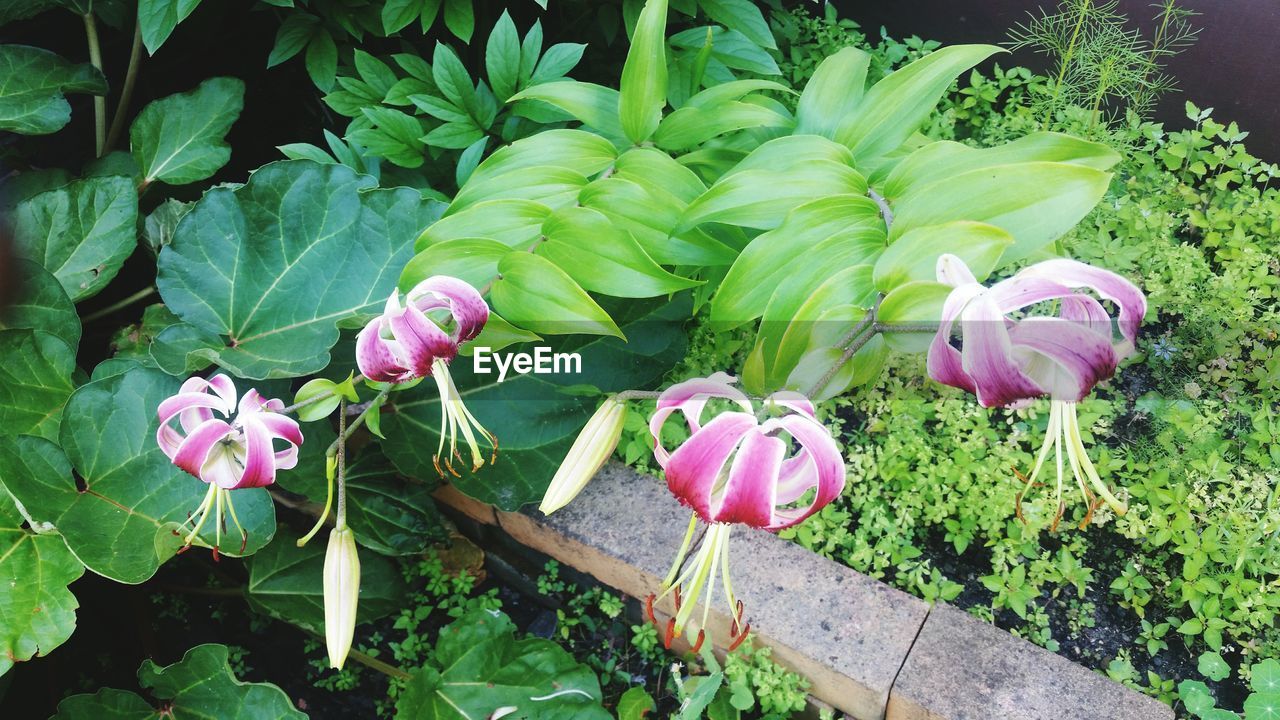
[[324, 524, 360, 669], [539, 396, 626, 515]]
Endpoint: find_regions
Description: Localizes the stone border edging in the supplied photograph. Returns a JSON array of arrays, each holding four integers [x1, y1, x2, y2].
[[432, 463, 1173, 720]]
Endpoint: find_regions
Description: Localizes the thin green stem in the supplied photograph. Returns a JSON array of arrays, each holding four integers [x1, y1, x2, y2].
[[804, 295, 884, 400], [83, 13, 106, 155], [278, 375, 367, 415], [1045, 0, 1092, 129], [334, 398, 348, 528], [81, 286, 158, 323], [104, 19, 143, 153]]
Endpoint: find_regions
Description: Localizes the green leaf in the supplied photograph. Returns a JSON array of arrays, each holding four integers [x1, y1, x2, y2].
[[53, 644, 306, 719], [0, 330, 76, 440], [0, 259, 80, 350], [0, 369, 276, 583], [246, 526, 407, 631], [618, 687, 657, 720], [537, 206, 699, 298], [1254, 659, 1280, 695], [1197, 652, 1231, 682], [795, 47, 869, 138], [0, 45, 106, 135], [382, 0, 423, 35], [157, 161, 442, 379], [449, 166, 587, 215], [698, 0, 774, 49], [138, 0, 203, 55], [0, 482, 83, 678], [1245, 694, 1280, 720], [442, 0, 473, 43], [432, 43, 478, 117], [654, 101, 790, 151], [402, 238, 511, 291], [354, 106, 428, 164], [889, 161, 1114, 265], [834, 45, 1003, 163], [530, 42, 586, 85], [711, 195, 882, 326], [417, 199, 550, 250], [467, 129, 617, 187], [382, 299, 687, 508], [877, 280, 951, 353], [1177, 618, 1205, 635], [267, 12, 318, 67], [291, 376, 356, 423], [492, 253, 623, 338], [396, 608, 610, 719], [760, 263, 877, 390], [873, 221, 1012, 292], [9, 175, 138, 302], [510, 80, 624, 138], [131, 77, 245, 186], [304, 30, 338, 91], [618, 0, 669, 144], [486, 10, 520, 101]]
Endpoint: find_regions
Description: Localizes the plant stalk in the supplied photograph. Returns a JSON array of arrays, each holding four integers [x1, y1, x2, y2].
[[80, 286, 158, 323], [104, 19, 143, 153], [83, 13, 106, 155]]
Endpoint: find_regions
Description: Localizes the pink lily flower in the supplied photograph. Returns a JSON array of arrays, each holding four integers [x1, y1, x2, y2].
[[157, 374, 303, 555], [355, 276, 495, 476], [927, 254, 1147, 527], [645, 373, 846, 651]]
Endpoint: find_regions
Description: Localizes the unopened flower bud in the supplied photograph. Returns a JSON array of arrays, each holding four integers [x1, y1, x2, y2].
[[324, 525, 360, 669], [539, 396, 626, 515]]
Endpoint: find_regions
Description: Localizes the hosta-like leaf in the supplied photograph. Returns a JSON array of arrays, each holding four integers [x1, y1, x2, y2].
[[9, 175, 138, 301], [795, 47, 870, 138], [466, 129, 617, 186], [834, 44, 1003, 163], [53, 644, 306, 719], [536, 206, 700, 298], [889, 161, 1113, 265], [416, 199, 550, 250], [0, 260, 80, 352], [401, 238, 511, 291], [0, 45, 106, 135], [0, 329, 76, 440], [0, 480, 83, 678], [0, 369, 275, 584], [877, 280, 952, 353], [654, 101, 791, 151], [491, 252, 623, 338], [157, 161, 443, 379], [873, 221, 1013, 292], [510, 81, 625, 139], [697, 0, 775, 50], [396, 609, 610, 720], [618, 0, 669, 144], [246, 526, 407, 631], [131, 77, 244, 186], [381, 299, 687, 509]]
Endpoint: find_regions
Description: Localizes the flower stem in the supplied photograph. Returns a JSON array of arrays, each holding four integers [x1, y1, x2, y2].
[[104, 19, 143, 153], [804, 295, 884, 400], [334, 398, 348, 528], [82, 12, 106, 156], [80, 286, 158, 323], [279, 375, 367, 415]]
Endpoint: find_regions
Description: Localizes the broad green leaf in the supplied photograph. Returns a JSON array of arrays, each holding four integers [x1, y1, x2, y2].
[[785, 334, 888, 402], [654, 101, 790, 151], [304, 29, 338, 91], [0, 45, 106, 135], [711, 195, 882, 325], [382, 0, 422, 34], [148, 321, 223, 375], [880, 132, 1121, 199], [268, 13, 319, 67], [491, 253, 622, 338], [1245, 694, 1280, 720], [579, 178, 736, 266], [486, 10, 520, 100], [1255, 659, 1280, 695], [795, 47, 870, 138], [9, 175, 138, 301], [669, 26, 778, 76], [873, 221, 1012, 292], [461, 312, 542, 355], [448, 165, 587, 214], [619, 0, 669, 143], [0, 1, 65, 24], [1197, 652, 1231, 682], [762, 264, 878, 389], [402, 238, 511, 291], [432, 43, 477, 117], [246, 526, 407, 630], [889, 162, 1113, 265], [698, 0, 775, 49], [443, 0, 473, 43], [157, 161, 442, 379], [0, 259, 80, 349], [877, 281, 951, 353], [138, 0, 203, 55], [467, 129, 617, 186], [678, 160, 865, 231], [834, 45, 1003, 162], [1, 369, 276, 583], [529, 42, 586, 85], [417, 199, 550, 250], [397, 608, 610, 720], [0, 330, 76, 440], [721, 133, 857, 177], [131, 77, 245, 186], [0, 479, 83, 678], [618, 687, 657, 720], [53, 644, 306, 719], [536, 206, 699, 298], [510, 81, 624, 138], [382, 299, 687, 508]]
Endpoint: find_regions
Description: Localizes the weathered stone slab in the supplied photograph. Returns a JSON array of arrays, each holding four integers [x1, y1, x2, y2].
[[493, 462, 930, 720], [887, 602, 1174, 720], [431, 483, 496, 526]]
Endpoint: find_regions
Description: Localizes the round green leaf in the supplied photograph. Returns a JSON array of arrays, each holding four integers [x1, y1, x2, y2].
[[131, 77, 244, 186], [0, 44, 106, 135], [0, 329, 76, 440], [157, 160, 442, 379]]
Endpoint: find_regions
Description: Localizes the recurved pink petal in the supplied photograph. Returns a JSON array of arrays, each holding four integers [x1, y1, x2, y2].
[[389, 304, 457, 374], [773, 450, 817, 505], [408, 276, 490, 342], [766, 391, 816, 418], [926, 283, 984, 397], [1058, 293, 1113, 338], [936, 253, 978, 287], [1019, 259, 1146, 349], [256, 411, 304, 448], [714, 429, 784, 526], [650, 373, 751, 466], [665, 412, 756, 523], [171, 419, 235, 480], [958, 294, 1046, 408], [356, 319, 409, 383], [233, 417, 277, 489], [987, 275, 1076, 315], [1009, 317, 1118, 401], [763, 414, 845, 530]]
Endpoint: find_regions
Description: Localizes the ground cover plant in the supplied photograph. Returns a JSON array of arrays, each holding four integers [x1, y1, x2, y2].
[[0, 0, 1274, 718]]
